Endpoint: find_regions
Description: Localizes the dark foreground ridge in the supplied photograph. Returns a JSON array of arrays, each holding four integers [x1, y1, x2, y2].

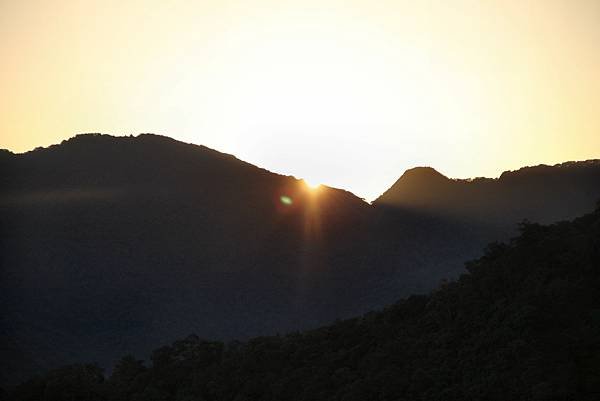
[[4, 205, 600, 401], [1, 134, 599, 386]]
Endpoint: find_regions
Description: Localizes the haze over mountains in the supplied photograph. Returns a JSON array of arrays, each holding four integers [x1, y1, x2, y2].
[[1, 134, 599, 385], [8, 204, 600, 401]]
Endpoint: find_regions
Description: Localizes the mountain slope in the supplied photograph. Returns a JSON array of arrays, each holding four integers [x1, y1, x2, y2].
[[1, 134, 378, 384], [8, 205, 600, 401]]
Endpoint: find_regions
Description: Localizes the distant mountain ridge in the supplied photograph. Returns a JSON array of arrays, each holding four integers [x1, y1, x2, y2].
[[376, 160, 600, 228], [1, 133, 599, 386]]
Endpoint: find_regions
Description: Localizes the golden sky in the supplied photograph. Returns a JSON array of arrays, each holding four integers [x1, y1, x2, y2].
[[1, 0, 599, 200]]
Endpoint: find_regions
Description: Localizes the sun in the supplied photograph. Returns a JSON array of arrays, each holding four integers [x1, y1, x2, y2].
[[303, 179, 321, 191]]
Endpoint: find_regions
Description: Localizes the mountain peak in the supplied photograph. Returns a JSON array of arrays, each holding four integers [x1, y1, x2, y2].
[[375, 166, 450, 206], [398, 166, 448, 182]]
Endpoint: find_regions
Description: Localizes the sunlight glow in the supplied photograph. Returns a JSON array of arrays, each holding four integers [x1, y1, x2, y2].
[[303, 179, 321, 191], [1, 1, 599, 200]]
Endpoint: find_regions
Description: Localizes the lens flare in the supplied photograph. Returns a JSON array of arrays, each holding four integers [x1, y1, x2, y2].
[[280, 195, 293, 205]]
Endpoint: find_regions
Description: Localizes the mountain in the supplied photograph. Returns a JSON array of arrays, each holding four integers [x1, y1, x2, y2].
[[0, 134, 376, 384], [6, 205, 600, 401], [1, 134, 599, 385], [375, 162, 600, 229]]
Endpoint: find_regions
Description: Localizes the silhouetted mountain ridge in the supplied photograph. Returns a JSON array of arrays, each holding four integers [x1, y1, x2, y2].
[[1, 133, 599, 386], [376, 159, 600, 227]]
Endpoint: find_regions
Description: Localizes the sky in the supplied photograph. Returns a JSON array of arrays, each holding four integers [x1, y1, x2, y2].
[[1, 0, 599, 200]]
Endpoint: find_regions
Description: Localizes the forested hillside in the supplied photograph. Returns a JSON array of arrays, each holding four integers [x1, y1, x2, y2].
[[6, 205, 600, 401]]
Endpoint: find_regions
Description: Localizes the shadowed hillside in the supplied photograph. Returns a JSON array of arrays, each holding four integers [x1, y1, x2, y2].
[[0, 134, 377, 384], [1, 134, 599, 385], [6, 204, 600, 401]]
